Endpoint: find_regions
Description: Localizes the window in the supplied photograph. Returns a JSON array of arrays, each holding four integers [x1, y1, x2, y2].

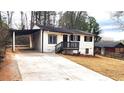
[[48, 34, 57, 44], [84, 36, 92, 42], [85, 48, 89, 54], [70, 35, 80, 41]]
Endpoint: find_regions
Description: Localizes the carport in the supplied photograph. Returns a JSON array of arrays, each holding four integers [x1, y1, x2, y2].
[[10, 29, 40, 52]]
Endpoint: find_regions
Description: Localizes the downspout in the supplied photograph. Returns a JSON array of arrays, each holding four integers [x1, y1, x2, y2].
[[12, 31, 15, 52], [41, 29, 44, 53], [29, 35, 32, 48], [41, 11, 46, 53], [93, 35, 95, 56]]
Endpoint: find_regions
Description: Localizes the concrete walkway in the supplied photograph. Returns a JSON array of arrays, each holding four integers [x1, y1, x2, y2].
[[13, 52, 113, 81]]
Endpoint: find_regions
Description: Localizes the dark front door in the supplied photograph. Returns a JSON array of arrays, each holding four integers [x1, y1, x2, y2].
[[63, 35, 68, 48]]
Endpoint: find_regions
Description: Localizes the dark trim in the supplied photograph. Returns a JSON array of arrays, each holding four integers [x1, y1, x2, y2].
[[36, 25, 94, 36], [10, 29, 40, 36]]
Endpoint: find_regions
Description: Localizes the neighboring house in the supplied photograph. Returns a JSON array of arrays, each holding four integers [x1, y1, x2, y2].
[[95, 41, 124, 55], [31, 25, 95, 55]]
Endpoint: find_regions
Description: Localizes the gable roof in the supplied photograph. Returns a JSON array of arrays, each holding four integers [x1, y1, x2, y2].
[[37, 25, 94, 36], [95, 41, 124, 48]]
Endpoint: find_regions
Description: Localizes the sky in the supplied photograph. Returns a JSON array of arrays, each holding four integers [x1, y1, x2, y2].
[[88, 11, 124, 41]]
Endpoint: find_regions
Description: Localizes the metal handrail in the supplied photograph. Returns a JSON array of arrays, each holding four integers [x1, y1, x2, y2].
[[55, 41, 79, 53]]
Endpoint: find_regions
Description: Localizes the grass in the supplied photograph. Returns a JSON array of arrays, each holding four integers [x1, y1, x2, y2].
[[62, 54, 124, 81]]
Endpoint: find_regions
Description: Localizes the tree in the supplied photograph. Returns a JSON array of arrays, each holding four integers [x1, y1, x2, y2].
[[32, 11, 56, 26], [0, 12, 11, 48], [20, 11, 25, 29], [0, 17, 10, 58], [59, 11, 88, 30], [0, 23, 9, 48], [59, 11, 101, 42], [111, 11, 124, 30], [20, 11, 29, 29], [87, 16, 101, 42], [7, 11, 14, 28]]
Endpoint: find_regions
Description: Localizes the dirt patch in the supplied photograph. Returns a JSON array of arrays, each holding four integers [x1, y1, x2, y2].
[[62, 55, 124, 81], [0, 48, 22, 81]]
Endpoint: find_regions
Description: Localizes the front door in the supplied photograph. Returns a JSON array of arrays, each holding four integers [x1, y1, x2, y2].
[[63, 35, 68, 48]]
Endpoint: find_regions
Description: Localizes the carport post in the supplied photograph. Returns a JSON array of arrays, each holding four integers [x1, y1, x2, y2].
[[12, 31, 15, 52], [29, 35, 32, 48]]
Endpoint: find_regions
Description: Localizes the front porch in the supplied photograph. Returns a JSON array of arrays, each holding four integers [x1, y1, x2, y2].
[[55, 42, 79, 54]]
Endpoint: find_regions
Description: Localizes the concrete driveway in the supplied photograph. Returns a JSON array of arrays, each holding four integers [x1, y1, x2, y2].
[[13, 51, 113, 81]]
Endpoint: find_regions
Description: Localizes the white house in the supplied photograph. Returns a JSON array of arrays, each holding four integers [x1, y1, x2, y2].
[[31, 25, 95, 55]]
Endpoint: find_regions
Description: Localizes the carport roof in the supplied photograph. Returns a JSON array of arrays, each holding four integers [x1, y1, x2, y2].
[[10, 29, 40, 36]]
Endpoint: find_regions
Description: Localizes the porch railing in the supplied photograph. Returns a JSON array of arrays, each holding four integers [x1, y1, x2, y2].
[[55, 42, 79, 53]]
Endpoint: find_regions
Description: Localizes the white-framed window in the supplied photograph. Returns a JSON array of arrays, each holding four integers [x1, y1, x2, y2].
[[85, 48, 89, 54], [70, 35, 80, 41], [84, 36, 92, 42], [48, 34, 57, 44]]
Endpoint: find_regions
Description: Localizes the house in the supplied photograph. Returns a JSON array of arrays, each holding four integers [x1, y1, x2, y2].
[[31, 25, 95, 55], [95, 41, 124, 55], [10, 25, 95, 55]]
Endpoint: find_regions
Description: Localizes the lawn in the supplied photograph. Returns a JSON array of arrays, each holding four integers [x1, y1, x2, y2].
[[62, 55, 124, 81]]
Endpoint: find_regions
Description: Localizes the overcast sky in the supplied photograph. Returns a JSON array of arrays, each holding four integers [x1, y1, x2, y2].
[[88, 11, 124, 41]]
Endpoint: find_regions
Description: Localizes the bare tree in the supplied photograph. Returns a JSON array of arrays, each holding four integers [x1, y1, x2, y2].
[[31, 11, 35, 29], [20, 11, 25, 30], [32, 11, 56, 26], [111, 11, 124, 30], [25, 13, 28, 29], [7, 11, 14, 28], [0, 11, 2, 27]]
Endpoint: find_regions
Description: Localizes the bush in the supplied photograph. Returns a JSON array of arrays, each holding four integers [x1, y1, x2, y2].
[[0, 23, 10, 62]]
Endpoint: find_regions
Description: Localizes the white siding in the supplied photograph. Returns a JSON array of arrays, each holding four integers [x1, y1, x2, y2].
[[43, 31, 63, 52], [79, 35, 94, 55]]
